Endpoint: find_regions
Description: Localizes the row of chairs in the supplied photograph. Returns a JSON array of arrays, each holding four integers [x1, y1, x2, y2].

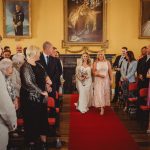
[[9, 91, 63, 149], [117, 81, 149, 129]]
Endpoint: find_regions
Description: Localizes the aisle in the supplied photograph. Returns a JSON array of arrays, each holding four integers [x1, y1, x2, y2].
[[68, 94, 140, 150]]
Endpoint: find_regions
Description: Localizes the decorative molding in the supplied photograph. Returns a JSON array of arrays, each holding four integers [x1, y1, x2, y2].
[[64, 40, 109, 54]]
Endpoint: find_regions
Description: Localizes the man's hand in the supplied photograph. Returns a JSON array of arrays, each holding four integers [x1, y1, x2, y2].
[[139, 74, 143, 80], [115, 67, 120, 71]]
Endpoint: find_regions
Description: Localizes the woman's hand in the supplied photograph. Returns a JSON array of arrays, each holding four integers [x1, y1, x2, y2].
[[46, 76, 52, 85], [123, 77, 128, 81], [99, 74, 105, 78], [41, 91, 48, 97], [94, 71, 105, 78], [138, 74, 143, 80], [114, 67, 120, 71], [94, 71, 99, 76], [96, 73, 105, 78], [46, 84, 52, 92], [78, 76, 85, 81], [85, 75, 89, 79], [13, 97, 19, 110]]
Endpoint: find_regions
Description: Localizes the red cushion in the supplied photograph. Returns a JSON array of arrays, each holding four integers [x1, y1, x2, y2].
[[17, 118, 24, 126], [128, 97, 137, 102], [139, 88, 148, 97], [140, 105, 150, 110], [56, 108, 60, 113], [47, 97, 55, 107], [128, 83, 137, 91], [48, 118, 56, 125]]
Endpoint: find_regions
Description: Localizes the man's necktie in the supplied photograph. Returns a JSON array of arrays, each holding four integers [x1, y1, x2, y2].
[[46, 56, 49, 65]]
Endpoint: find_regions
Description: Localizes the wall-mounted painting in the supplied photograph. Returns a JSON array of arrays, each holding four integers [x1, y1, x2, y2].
[[62, 0, 108, 47], [139, 0, 150, 38], [3, 0, 31, 38]]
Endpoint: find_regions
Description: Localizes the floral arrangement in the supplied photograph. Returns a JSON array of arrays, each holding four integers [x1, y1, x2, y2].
[[78, 68, 88, 86]]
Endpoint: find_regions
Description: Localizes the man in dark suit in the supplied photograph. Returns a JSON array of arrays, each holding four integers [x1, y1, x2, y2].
[[39, 42, 62, 142], [112, 47, 128, 103], [137, 45, 150, 89], [52, 47, 63, 92], [38, 41, 61, 99]]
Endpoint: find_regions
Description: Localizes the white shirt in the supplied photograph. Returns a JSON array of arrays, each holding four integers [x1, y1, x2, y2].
[[119, 56, 125, 67], [43, 53, 49, 65], [147, 55, 150, 61]]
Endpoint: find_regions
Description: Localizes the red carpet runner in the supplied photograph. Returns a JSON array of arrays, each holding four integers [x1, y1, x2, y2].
[[69, 94, 140, 150]]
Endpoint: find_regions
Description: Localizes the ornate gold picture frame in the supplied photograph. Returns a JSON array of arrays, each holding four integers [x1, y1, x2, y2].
[[62, 0, 108, 47], [139, 0, 150, 38], [3, 0, 31, 38]]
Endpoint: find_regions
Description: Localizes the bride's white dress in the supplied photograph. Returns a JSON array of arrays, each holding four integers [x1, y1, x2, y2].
[[76, 65, 92, 113]]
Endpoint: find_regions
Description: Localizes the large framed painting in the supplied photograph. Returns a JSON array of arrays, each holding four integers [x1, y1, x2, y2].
[[62, 0, 108, 47], [139, 0, 150, 38], [3, 0, 31, 38]]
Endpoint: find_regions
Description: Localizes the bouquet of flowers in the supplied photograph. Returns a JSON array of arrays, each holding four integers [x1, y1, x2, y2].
[[78, 68, 88, 86]]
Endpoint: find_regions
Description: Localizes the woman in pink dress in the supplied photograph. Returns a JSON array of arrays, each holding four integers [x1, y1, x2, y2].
[[93, 51, 113, 115]]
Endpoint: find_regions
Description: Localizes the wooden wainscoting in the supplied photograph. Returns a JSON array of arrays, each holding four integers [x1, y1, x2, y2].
[[60, 54, 115, 94]]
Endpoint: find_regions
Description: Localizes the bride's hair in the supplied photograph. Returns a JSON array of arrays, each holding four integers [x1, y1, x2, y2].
[[81, 52, 91, 65]]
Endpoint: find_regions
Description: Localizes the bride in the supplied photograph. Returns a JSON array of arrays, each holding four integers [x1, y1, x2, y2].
[[75, 52, 92, 113]]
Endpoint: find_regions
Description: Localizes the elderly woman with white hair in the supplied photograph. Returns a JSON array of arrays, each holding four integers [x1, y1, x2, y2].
[[11, 53, 25, 136], [12, 53, 25, 98], [0, 58, 17, 150], [20, 45, 51, 150]]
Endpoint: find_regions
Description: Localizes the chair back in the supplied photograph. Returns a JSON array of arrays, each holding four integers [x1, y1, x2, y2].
[[47, 97, 55, 107], [139, 88, 148, 98], [128, 82, 137, 91]]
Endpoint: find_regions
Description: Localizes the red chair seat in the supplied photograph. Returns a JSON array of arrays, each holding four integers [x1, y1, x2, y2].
[[17, 118, 24, 126], [140, 105, 150, 110], [47, 97, 55, 108], [128, 97, 137, 102], [56, 108, 60, 113], [48, 118, 56, 125], [128, 82, 137, 91]]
